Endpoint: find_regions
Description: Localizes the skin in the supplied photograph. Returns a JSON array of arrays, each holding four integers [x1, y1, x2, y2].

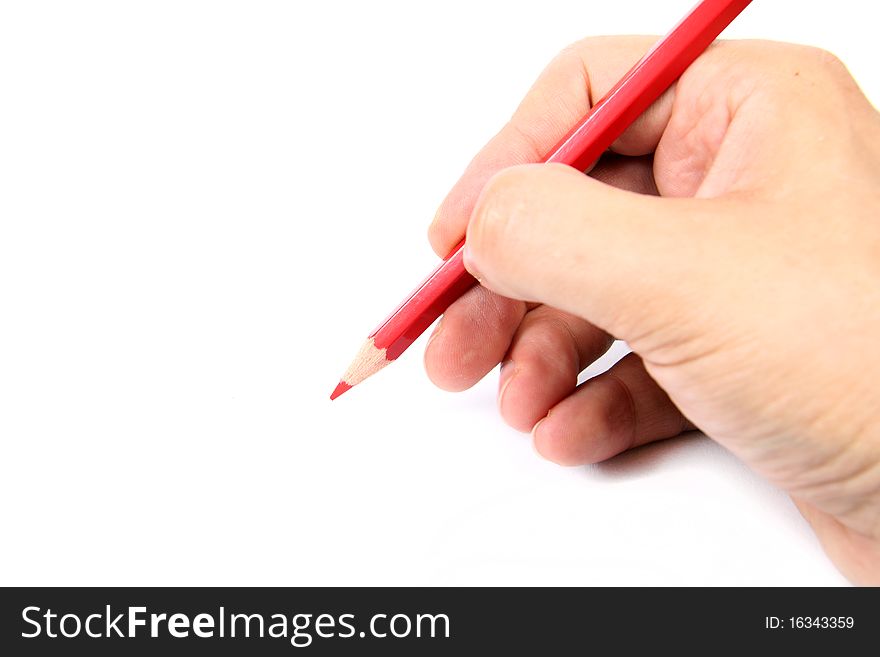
[[424, 38, 880, 585]]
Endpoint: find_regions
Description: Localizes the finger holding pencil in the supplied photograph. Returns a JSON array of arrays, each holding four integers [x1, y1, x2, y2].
[[330, 0, 754, 400]]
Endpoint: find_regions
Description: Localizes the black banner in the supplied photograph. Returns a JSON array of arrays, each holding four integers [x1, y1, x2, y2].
[[0, 587, 875, 654]]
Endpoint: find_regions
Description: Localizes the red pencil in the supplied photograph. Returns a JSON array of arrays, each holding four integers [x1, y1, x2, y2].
[[331, 0, 753, 401]]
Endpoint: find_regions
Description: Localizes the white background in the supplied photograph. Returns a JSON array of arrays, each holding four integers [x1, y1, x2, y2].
[[1, 1, 875, 586]]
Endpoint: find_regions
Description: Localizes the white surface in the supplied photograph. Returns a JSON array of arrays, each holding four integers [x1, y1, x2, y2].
[[0, 0, 871, 586]]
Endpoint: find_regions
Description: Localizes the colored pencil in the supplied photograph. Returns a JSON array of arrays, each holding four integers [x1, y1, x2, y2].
[[331, 0, 753, 400]]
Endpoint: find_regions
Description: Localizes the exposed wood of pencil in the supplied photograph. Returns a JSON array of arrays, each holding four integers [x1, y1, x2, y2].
[[331, 242, 474, 399], [331, 0, 753, 400], [330, 338, 390, 400]]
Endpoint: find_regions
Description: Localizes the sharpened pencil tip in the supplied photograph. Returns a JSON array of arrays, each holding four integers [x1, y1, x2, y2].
[[331, 339, 391, 400], [330, 381, 352, 401]]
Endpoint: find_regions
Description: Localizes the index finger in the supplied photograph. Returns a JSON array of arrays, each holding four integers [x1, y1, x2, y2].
[[428, 36, 671, 258]]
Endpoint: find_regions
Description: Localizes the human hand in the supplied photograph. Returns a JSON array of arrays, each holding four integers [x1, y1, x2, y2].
[[424, 37, 880, 584]]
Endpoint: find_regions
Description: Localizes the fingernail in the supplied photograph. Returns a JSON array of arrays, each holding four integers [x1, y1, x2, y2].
[[531, 417, 545, 441], [425, 317, 444, 353], [530, 416, 548, 461], [462, 244, 484, 284], [429, 204, 443, 230], [498, 360, 517, 411]]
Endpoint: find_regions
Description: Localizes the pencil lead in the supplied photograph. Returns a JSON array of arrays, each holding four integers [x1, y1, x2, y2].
[[330, 380, 352, 401]]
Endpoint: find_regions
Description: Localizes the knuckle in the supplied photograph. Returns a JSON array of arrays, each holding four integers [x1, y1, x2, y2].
[[792, 45, 854, 87], [802, 45, 845, 72], [715, 41, 858, 115], [558, 35, 625, 63], [557, 37, 599, 61]]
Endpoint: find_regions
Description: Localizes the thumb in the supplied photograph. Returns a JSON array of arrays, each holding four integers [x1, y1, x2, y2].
[[462, 163, 738, 346]]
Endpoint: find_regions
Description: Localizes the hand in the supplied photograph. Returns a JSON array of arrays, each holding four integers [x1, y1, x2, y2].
[[424, 37, 880, 584]]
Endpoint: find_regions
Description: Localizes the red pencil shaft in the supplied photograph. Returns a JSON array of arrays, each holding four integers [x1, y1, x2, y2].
[[546, 0, 753, 171], [368, 0, 752, 362], [369, 239, 474, 360]]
